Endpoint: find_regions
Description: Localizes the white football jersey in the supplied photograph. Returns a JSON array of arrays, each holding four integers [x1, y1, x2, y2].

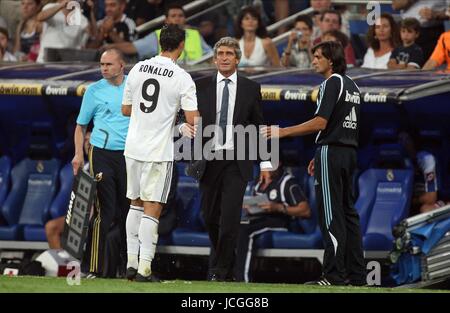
[[123, 55, 197, 161]]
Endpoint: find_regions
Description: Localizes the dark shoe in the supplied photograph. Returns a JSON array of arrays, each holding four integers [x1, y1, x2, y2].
[[126, 267, 137, 281], [347, 280, 369, 287], [135, 273, 161, 283], [304, 277, 345, 286], [345, 277, 369, 286], [208, 273, 225, 282], [208, 274, 219, 281], [86, 272, 97, 279], [80, 272, 97, 279]]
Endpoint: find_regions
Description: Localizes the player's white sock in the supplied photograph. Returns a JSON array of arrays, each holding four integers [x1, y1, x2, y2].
[[126, 205, 143, 269], [137, 215, 159, 277]]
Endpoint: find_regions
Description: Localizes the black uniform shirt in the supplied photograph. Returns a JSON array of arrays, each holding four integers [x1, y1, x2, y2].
[[391, 43, 424, 68], [253, 172, 307, 218], [315, 74, 361, 148]]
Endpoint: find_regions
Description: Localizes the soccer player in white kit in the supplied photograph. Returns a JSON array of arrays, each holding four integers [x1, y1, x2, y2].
[[121, 24, 199, 282]]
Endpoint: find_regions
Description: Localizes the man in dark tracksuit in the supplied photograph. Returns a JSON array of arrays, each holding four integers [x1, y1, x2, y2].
[[234, 166, 310, 282], [262, 41, 365, 286]]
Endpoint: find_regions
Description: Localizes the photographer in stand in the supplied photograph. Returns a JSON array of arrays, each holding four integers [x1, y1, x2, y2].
[[281, 15, 314, 68]]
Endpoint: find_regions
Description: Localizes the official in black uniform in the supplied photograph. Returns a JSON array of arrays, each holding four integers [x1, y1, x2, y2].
[[234, 165, 310, 283], [262, 41, 366, 286]]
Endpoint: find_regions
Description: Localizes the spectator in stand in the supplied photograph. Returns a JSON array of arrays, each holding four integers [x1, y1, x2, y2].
[[197, 13, 222, 48], [226, 0, 271, 30], [392, 0, 447, 60], [281, 15, 313, 68], [105, 4, 211, 63], [126, 0, 164, 27], [423, 30, 450, 71], [310, 1, 350, 39], [273, 0, 289, 35], [398, 129, 440, 215], [88, 0, 136, 49], [310, 0, 332, 41], [36, 0, 89, 63], [0, 27, 17, 61], [313, 10, 356, 66], [235, 6, 280, 67], [13, 0, 42, 62], [362, 13, 400, 69], [322, 29, 353, 66], [272, 0, 310, 35], [388, 18, 424, 70]]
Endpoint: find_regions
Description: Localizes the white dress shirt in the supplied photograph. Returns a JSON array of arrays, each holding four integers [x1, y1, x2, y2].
[[213, 71, 272, 170], [214, 71, 237, 151]]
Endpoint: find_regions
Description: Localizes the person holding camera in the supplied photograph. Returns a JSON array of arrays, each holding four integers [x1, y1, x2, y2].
[[281, 15, 313, 68], [36, 0, 89, 63]]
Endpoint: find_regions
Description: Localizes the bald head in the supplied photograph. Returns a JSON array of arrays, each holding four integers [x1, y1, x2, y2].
[[102, 48, 125, 62], [100, 49, 125, 83]]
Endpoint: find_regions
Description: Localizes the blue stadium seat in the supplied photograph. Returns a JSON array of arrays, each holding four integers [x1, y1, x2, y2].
[[176, 161, 189, 177], [359, 126, 401, 170], [270, 175, 322, 249], [0, 158, 60, 240], [0, 156, 11, 211], [49, 163, 74, 219], [361, 169, 414, 250], [171, 195, 210, 246], [355, 170, 377, 236], [23, 163, 74, 241], [276, 41, 287, 58], [177, 176, 199, 209], [371, 126, 399, 144], [349, 19, 369, 35], [380, 3, 398, 14], [371, 143, 408, 169]]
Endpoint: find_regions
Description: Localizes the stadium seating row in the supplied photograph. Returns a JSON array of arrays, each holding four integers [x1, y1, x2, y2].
[[0, 155, 415, 253], [170, 162, 413, 252], [0, 157, 70, 241]]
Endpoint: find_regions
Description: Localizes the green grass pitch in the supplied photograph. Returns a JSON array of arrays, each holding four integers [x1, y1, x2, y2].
[[0, 276, 449, 293]]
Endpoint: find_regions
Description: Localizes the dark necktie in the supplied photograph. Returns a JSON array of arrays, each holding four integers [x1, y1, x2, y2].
[[219, 78, 230, 145]]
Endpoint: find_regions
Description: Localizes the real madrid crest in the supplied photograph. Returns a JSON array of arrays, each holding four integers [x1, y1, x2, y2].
[[386, 169, 394, 181], [36, 161, 44, 173], [269, 189, 277, 200]]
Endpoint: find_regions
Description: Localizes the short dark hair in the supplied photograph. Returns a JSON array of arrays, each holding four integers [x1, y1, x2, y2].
[[159, 24, 185, 52], [401, 17, 420, 33], [322, 29, 349, 48], [234, 6, 269, 39], [165, 3, 185, 17], [320, 9, 342, 26], [295, 15, 313, 30], [312, 41, 347, 75]]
